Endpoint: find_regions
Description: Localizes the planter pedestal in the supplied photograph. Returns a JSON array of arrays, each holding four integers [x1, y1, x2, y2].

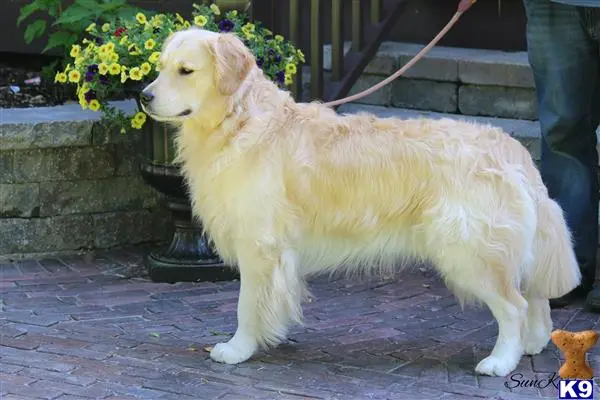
[[140, 152, 239, 284]]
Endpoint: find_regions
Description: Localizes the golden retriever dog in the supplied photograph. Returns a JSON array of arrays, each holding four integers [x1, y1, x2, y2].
[[140, 28, 581, 377]]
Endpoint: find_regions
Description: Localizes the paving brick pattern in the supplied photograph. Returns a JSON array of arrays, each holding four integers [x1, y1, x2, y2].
[[1, 247, 600, 399]]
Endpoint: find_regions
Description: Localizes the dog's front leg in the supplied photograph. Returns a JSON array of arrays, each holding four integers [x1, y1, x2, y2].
[[210, 248, 303, 364]]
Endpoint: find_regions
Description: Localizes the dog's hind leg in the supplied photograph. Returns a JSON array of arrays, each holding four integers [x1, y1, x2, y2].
[[439, 253, 527, 377], [522, 297, 552, 355], [210, 248, 306, 364]]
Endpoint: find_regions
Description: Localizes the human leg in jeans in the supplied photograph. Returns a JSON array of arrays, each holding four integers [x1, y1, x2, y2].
[[523, 0, 600, 309]]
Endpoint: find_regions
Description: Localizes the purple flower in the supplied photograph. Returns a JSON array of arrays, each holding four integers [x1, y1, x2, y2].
[[85, 71, 95, 82], [275, 70, 285, 84], [274, 54, 282, 63], [87, 64, 99, 74], [268, 48, 275, 56], [94, 36, 103, 45], [256, 57, 264, 68], [84, 90, 96, 102], [218, 19, 234, 32], [99, 75, 109, 85]]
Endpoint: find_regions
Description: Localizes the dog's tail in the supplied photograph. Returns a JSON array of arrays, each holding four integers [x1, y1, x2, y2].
[[527, 197, 581, 299]]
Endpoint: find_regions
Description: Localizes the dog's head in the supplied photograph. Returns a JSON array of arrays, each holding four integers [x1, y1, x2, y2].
[[140, 28, 255, 122]]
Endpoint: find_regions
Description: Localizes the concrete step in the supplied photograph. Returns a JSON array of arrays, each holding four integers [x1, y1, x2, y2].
[[320, 42, 536, 121], [337, 103, 541, 160]]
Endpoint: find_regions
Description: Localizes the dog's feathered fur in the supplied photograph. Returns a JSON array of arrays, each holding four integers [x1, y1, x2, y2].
[[142, 28, 581, 377]]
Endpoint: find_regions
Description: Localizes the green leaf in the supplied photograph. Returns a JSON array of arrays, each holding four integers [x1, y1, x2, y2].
[[42, 30, 78, 53], [23, 20, 47, 44], [54, 4, 97, 26], [17, 1, 44, 26]]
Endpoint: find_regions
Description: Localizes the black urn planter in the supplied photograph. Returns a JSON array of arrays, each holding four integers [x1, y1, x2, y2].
[[139, 117, 239, 283]]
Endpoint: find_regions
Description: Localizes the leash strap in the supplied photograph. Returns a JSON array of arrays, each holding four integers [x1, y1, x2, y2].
[[323, 0, 477, 108]]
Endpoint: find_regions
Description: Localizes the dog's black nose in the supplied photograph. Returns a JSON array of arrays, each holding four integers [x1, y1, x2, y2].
[[139, 91, 154, 106]]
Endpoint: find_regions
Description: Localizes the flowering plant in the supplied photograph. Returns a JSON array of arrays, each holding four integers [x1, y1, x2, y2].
[[55, 2, 305, 133]]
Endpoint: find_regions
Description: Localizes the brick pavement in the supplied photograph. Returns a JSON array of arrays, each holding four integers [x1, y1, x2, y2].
[[1, 247, 600, 400]]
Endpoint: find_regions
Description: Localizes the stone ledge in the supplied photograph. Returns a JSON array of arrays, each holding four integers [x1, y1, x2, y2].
[[323, 41, 533, 88], [0, 100, 137, 150]]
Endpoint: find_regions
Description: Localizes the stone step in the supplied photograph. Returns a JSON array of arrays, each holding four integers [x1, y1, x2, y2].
[[337, 103, 541, 160], [319, 42, 536, 121]]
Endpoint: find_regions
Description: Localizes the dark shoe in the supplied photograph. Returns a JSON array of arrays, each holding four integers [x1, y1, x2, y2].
[[585, 284, 600, 312], [550, 285, 589, 309], [550, 273, 594, 309]]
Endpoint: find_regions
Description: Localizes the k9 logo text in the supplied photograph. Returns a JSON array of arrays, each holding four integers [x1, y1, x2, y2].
[[559, 379, 594, 399]]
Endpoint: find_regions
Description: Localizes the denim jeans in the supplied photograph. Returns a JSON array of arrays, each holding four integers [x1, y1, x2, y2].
[[523, 0, 600, 280]]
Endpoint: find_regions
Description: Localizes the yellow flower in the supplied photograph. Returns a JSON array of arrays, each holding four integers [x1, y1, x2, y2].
[[275, 34, 284, 42], [108, 63, 121, 75], [110, 52, 119, 63], [119, 35, 128, 46], [284, 73, 293, 86], [130, 112, 147, 129], [140, 62, 152, 75], [242, 23, 256, 40], [85, 23, 96, 32], [120, 127, 127, 134], [79, 98, 88, 110], [77, 84, 90, 98], [129, 67, 143, 81], [70, 44, 81, 58], [151, 14, 165, 27], [136, 12, 147, 24], [176, 13, 184, 24], [231, 10, 238, 16], [144, 39, 156, 50], [121, 70, 128, 84], [98, 63, 109, 75], [183, 21, 191, 28], [101, 23, 111, 32], [74, 56, 85, 67], [68, 70, 81, 83], [155, 62, 161, 72], [285, 63, 297, 75], [264, 28, 273, 36], [98, 44, 110, 57], [88, 99, 101, 112], [128, 44, 141, 55], [54, 71, 67, 83], [105, 42, 115, 53], [134, 111, 147, 125], [210, 4, 221, 15], [148, 52, 160, 64], [296, 49, 305, 63], [242, 23, 255, 34]]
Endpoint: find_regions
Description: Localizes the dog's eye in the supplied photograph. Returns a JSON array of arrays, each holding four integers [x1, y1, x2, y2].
[[179, 67, 194, 76]]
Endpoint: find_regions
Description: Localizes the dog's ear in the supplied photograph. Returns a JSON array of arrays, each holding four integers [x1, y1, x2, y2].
[[210, 33, 254, 96]]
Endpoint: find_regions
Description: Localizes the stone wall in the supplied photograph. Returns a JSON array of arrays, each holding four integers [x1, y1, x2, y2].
[[0, 103, 171, 260], [321, 42, 537, 120]]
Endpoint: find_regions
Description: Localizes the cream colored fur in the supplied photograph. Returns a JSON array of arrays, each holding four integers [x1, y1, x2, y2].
[[141, 28, 581, 377]]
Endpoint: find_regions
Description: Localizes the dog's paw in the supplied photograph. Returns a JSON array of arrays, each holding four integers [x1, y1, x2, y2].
[[210, 341, 254, 364], [475, 355, 517, 377]]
